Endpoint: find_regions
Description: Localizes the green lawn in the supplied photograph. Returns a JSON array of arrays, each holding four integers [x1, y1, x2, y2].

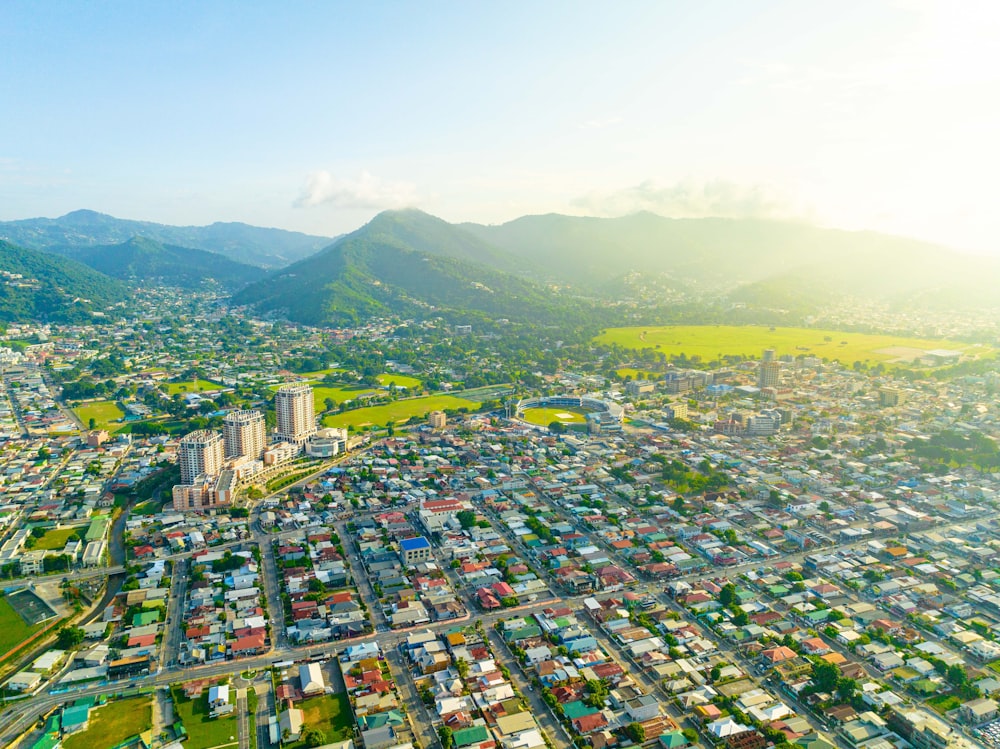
[[323, 394, 477, 429], [520, 406, 588, 426], [73, 400, 125, 429], [286, 693, 353, 748], [595, 325, 991, 366], [163, 379, 223, 395], [33, 527, 77, 550], [312, 385, 379, 411], [616, 367, 660, 381], [172, 686, 239, 748], [0, 595, 45, 657], [298, 368, 344, 379], [377, 373, 422, 389], [63, 696, 153, 749], [926, 694, 961, 715]]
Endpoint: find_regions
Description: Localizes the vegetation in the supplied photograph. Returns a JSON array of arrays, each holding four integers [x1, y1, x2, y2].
[[286, 693, 353, 747], [32, 527, 78, 550], [0, 596, 46, 656], [62, 696, 153, 749], [595, 325, 986, 366], [72, 400, 125, 430], [171, 686, 239, 748], [322, 394, 478, 429], [520, 406, 588, 426]]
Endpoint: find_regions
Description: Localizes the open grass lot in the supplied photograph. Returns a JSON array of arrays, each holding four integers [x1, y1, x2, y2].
[[298, 367, 345, 379], [313, 385, 379, 410], [63, 696, 153, 749], [377, 373, 422, 389], [33, 527, 76, 550], [73, 400, 125, 429], [287, 693, 353, 748], [616, 367, 660, 381], [595, 325, 991, 365], [459, 384, 515, 403], [163, 378, 223, 395], [926, 694, 962, 715], [172, 687, 239, 748], [323, 394, 477, 429], [0, 596, 45, 657], [521, 406, 588, 426]]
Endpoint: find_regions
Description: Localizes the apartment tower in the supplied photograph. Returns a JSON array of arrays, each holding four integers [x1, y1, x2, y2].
[[178, 430, 225, 484], [223, 409, 266, 459], [275, 383, 317, 443], [758, 348, 780, 389]]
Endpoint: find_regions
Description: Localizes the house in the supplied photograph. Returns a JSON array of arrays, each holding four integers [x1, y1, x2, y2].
[[299, 662, 326, 696], [280, 708, 304, 741], [209, 684, 233, 717], [961, 698, 999, 725], [572, 712, 609, 734]]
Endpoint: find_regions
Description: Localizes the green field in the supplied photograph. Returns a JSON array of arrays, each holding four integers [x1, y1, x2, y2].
[[73, 400, 125, 429], [616, 367, 660, 381], [63, 696, 153, 749], [520, 406, 588, 426], [323, 394, 477, 429], [313, 385, 379, 410], [33, 527, 77, 550], [377, 373, 422, 389], [172, 686, 239, 748], [0, 596, 45, 657], [163, 379, 223, 395], [595, 325, 990, 366], [287, 693, 353, 748]]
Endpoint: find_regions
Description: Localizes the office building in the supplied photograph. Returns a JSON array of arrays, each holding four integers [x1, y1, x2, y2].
[[275, 383, 317, 443], [879, 387, 904, 407], [400, 536, 432, 566], [428, 410, 446, 429], [179, 430, 224, 484], [223, 409, 266, 459], [758, 349, 781, 389]]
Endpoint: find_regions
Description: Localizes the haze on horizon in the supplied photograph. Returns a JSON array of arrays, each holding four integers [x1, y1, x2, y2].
[[2, 1, 999, 255]]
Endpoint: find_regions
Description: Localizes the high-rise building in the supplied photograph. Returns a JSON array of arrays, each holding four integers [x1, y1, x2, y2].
[[223, 409, 266, 459], [178, 430, 224, 484], [275, 383, 317, 443], [758, 349, 780, 389]]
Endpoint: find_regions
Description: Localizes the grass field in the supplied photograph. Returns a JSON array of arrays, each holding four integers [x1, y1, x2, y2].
[[323, 394, 478, 429], [312, 385, 379, 410], [520, 406, 588, 426], [73, 400, 125, 429], [616, 367, 661, 381], [163, 379, 223, 395], [926, 694, 961, 715], [595, 325, 990, 365], [172, 686, 239, 748], [459, 384, 515, 403], [377, 373, 422, 389], [33, 527, 76, 550], [287, 693, 353, 748], [0, 596, 45, 657], [63, 696, 153, 749]]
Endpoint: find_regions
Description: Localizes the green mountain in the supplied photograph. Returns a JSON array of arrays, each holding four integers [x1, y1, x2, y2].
[[71, 236, 267, 289], [0, 240, 128, 322], [463, 213, 1000, 309], [0, 209, 332, 268], [233, 210, 584, 325]]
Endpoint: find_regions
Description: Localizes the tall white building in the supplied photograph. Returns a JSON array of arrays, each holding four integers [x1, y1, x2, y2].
[[275, 383, 317, 444], [223, 409, 266, 459], [178, 430, 224, 484]]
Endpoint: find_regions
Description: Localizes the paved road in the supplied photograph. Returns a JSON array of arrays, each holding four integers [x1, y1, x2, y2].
[[237, 688, 250, 749]]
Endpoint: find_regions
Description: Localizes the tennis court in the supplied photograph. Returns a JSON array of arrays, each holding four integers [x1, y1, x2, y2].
[[7, 588, 58, 625]]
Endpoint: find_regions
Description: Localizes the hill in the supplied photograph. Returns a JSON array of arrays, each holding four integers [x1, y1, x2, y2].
[[0, 209, 332, 268], [463, 213, 1000, 308], [71, 236, 267, 289], [232, 210, 584, 325], [0, 240, 128, 322]]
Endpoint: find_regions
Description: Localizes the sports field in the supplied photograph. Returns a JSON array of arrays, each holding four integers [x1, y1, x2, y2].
[[520, 407, 588, 426], [595, 325, 990, 365], [377, 373, 422, 389], [616, 367, 661, 381], [73, 400, 125, 429], [322, 394, 477, 429], [0, 595, 46, 656], [163, 378, 223, 395]]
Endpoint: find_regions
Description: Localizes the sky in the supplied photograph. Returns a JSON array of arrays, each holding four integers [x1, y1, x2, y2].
[[1, 1, 999, 253]]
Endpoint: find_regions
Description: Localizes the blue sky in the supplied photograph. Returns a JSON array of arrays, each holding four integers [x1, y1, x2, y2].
[[2, 1, 999, 253]]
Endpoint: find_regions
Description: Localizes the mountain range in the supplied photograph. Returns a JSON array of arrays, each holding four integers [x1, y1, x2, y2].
[[0, 240, 127, 323], [0, 209, 332, 268], [2, 207, 998, 326]]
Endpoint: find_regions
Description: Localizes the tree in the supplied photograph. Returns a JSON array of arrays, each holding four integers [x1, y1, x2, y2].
[[811, 660, 840, 693], [56, 625, 85, 649], [303, 727, 327, 747], [438, 725, 454, 749], [625, 722, 646, 743], [718, 583, 737, 608], [548, 420, 566, 434], [456, 510, 477, 529]]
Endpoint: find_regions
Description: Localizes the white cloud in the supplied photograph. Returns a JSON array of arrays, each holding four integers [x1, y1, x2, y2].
[[295, 170, 417, 210], [572, 178, 802, 220]]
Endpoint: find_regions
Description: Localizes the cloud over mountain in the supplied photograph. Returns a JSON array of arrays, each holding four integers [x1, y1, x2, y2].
[[295, 170, 417, 210]]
